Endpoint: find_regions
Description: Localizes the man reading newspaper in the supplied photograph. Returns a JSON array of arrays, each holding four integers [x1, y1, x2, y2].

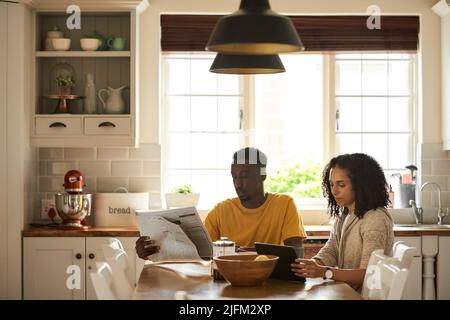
[[136, 147, 307, 260]]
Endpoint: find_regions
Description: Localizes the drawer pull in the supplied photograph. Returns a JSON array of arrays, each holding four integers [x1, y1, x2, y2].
[[75, 253, 82, 260], [49, 122, 67, 128], [88, 253, 95, 259], [98, 121, 116, 128]]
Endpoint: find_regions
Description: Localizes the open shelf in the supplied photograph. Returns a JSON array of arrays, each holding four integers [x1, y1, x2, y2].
[[35, 51, 131, 58]]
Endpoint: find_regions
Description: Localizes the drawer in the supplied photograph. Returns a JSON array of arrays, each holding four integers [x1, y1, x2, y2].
[[84, 117, 131, 135], [35, 117, 82, 135]]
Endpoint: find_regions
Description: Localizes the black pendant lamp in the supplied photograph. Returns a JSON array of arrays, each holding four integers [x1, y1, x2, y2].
[[209, 54, 285, 74], [206, 0, 304, 55]]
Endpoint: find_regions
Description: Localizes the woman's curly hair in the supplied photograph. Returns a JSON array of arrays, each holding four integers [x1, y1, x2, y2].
[[322, 153, 389, 218]]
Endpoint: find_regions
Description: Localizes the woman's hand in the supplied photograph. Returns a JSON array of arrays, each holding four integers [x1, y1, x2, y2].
[[135, 236, 160, 260], [291, 258, 327, 279]]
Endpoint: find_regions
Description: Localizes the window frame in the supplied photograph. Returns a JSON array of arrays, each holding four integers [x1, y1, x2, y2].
[[329, 53, 418, 176], [161, 52, 418, 210]]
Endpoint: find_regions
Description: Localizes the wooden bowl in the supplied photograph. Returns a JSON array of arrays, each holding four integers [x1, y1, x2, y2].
[[213, 254, 279, 287]]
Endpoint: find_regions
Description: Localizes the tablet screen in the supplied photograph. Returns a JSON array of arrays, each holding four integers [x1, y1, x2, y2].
[[254, 242, 306, 282]]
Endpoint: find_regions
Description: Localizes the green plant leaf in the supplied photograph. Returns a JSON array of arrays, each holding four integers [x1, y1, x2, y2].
[[172, 184, 193, 194], [265, 161, 322, 198]]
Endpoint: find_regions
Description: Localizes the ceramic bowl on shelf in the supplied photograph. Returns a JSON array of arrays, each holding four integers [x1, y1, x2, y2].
[[51, 38, 71, 51], [80, 38, 101, 51]]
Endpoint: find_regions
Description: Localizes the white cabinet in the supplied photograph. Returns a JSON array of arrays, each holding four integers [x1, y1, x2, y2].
[[23, 236, 144, 300], [437, 236, 450, 299], [395, 236, 422, 300], [28, 0, 148, 147], [24, 237, 86, 300]]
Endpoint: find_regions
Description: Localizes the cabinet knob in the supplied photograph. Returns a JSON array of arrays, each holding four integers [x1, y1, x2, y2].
[[75, 253, 82, 259], [98, 121, 116, 128], [49, 122, 67, 128], [88, 266, 92, 270], [88, 253, 95, 259]]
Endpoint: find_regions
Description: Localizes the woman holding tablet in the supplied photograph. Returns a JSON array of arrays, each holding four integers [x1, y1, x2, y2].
[[291, 153, 394, 290]]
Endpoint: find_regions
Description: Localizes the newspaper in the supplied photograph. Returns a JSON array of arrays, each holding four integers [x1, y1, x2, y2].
[[135, 207, 213, 263]]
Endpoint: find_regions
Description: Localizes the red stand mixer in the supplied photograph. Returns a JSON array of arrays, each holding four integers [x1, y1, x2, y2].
[[55, 170, 92, 230]]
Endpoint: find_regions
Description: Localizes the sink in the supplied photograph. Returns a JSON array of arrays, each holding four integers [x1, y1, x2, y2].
[[395, 224, 450, 229]]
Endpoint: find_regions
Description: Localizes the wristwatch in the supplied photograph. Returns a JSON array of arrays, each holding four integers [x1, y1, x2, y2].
[[323, 267, 334, 280]]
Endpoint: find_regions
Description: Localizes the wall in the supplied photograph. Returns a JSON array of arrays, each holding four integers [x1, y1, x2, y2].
[[32, 1, 447, 223], [135, 0, 447, 218], [0, 2, 34, 300], [36, 144, 161, 221], [418, 143, 450, 211]]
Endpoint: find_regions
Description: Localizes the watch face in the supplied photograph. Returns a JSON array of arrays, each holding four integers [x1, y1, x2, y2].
[[325, 269, 333, 279]]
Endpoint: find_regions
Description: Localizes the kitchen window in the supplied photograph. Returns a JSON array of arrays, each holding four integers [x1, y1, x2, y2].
[[332, 53, 416, 180], [162, 54, 244, 209], [162, 52, 416, 210]]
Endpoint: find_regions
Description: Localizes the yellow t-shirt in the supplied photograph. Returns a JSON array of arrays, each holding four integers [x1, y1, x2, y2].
[[204, 193, 307, 247]]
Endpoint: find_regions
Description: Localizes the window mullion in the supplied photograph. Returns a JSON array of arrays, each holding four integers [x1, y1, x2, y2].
[[324, 54, 334, 163], [242, 75, 254, 146]]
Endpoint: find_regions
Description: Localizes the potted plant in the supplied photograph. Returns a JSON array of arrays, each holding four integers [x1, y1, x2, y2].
[[165, 184, 200, 208], [55, 75, 75, 96]]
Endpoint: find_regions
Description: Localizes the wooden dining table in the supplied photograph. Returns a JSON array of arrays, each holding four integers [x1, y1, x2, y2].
[[132, 261, 362, 300]]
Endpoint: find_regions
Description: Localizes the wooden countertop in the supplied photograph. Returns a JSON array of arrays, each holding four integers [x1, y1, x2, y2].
[[22, 225, 450, 237], [22, 226, 140, 237], [132, 262, 362, 300]]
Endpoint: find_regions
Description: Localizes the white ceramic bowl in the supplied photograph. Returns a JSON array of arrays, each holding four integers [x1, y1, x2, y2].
[[80, 38, 101, 51], [51, 38, 71, 51]]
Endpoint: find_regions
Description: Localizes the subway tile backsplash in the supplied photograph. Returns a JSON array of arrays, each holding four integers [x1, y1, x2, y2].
[[35, 142, 449, 221], [417, 143, 450, 209], [36, 144, 161, 220]]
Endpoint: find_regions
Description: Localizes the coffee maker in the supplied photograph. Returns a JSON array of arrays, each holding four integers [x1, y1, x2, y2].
[[55, 170, 92, 230]]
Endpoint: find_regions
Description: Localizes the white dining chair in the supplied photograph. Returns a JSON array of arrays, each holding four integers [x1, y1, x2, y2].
[[108, 237, 124, 250], [366, 261, 409, 300], [362, 244, 412, 300], [392, 241, 415, 269], [90, 262, 118, 300], [104, 238, 134, 286], [102, 239, 134, 300]]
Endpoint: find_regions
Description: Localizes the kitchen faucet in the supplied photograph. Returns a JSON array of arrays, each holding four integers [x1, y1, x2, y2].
[[409, 199, 423, 225], [419, 182, 445, 225]]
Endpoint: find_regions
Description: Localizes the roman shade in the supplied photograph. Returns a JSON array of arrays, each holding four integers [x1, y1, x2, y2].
[[161, 15, 419, 52]]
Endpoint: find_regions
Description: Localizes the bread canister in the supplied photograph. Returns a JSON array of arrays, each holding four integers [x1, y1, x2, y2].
[[94, 191, 149, 227], [45, 27, 64, 51]]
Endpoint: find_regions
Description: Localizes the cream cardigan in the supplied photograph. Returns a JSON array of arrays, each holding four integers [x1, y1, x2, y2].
[[313, 208, 394, 270]]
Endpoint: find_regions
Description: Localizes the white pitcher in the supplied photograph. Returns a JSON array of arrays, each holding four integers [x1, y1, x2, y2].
[[98, 85, 127, 114]]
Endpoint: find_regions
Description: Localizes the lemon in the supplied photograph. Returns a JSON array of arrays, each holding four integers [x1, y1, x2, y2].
[[254, 255, 269, 261]]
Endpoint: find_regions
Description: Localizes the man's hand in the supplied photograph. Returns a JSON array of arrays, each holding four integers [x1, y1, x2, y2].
[[291, 258, 326, 278], [135, 236, 160, 260]]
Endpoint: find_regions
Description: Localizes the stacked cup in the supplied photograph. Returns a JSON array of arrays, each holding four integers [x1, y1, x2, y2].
[[46, 27, 71, 51]]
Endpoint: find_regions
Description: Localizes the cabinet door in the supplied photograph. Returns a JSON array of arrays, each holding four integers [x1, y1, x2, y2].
[[437, 237, 450, 299], [23, 237, 86, 300], [85, 237, 139, 300], [394, 236, 422, 299]]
